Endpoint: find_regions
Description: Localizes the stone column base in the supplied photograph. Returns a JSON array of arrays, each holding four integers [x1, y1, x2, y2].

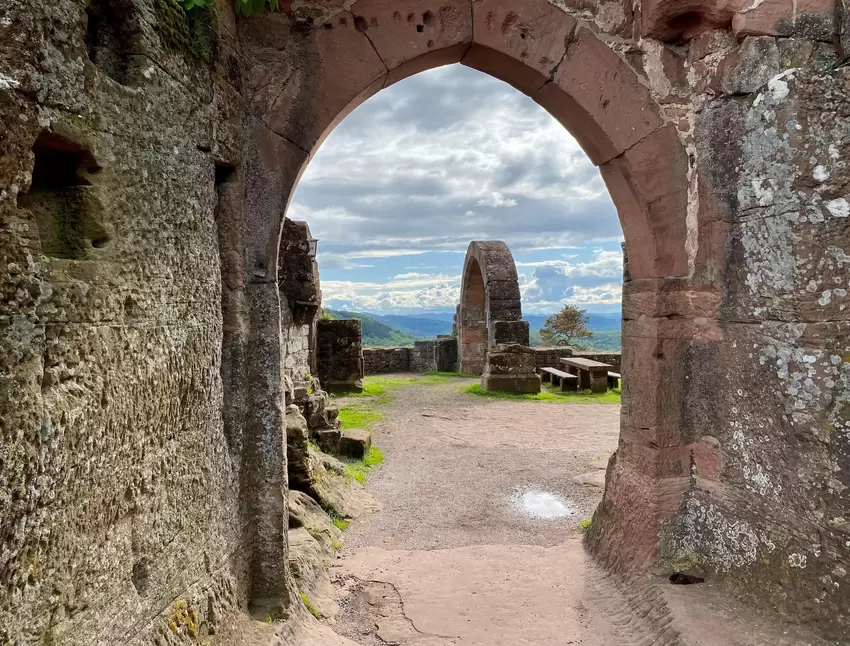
[[481, 373, 541, 394]]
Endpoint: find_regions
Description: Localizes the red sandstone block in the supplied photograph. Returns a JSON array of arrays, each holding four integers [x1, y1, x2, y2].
[[535, 27, 664, 165], [464, 0, 576, 96], [732, 0, 835, 40]]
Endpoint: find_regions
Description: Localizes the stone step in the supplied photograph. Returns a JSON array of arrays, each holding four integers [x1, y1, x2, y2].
[[314, 427, 341, 455], [338, 428, 372, 460]]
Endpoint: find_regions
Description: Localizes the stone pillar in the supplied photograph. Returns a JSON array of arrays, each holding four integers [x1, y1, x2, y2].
[[317, 319, 365, 394]]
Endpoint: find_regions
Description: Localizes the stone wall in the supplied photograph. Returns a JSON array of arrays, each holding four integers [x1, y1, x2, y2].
[[363, 339, 459, 375], [0, 0, 251, 641], [317, 319, 364, 394]]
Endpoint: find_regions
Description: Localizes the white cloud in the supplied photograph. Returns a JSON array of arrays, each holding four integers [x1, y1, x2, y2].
[[323, 274, 462, 312], [522, 249, 623, 306], [290, 64, 620, 260], [477, 192, 518, 208]]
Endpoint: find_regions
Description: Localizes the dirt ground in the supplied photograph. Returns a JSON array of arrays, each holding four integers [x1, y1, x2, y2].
[[302, 376, 835, 646]]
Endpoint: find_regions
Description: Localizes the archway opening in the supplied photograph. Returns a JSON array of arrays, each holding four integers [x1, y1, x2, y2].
[[458, 257, 487, 376], [235, 2, 694, 627]]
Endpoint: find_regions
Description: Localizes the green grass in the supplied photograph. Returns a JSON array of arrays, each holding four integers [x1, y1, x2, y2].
[[344, 446, 385, 485], [425, 370, 478, 379], [300, 592, 322, 619], [338, 405, 384, 429], [462, 383, 621, 404], [579, 518, 593, 532], [343, 375, 452, 400]]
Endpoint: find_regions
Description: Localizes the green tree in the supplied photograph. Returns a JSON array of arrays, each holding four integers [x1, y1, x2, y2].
[[539, 305, 593, 348]]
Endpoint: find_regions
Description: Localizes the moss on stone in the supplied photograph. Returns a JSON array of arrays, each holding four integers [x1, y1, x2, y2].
[[153, 0, 215, 62], [659, 551, 706, 576], [168, 600, 200, 637]]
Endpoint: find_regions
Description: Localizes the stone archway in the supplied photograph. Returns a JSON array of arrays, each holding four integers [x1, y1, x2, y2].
[[237, 2, 695, 609], [4, 0, 849, 640], [458, 255, 488, 376], [458, 241, 540, 393]]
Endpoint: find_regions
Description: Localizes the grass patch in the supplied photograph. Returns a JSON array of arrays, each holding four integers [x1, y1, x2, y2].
[[462, 383, 621, 404], [344, 446, 385, 486], [338, 405, 384, 429], [300, 592, 322, 619], [579, 518, 592, 532], [425, 370, 478, 378], [324, 508, 350, 531], [343, 375, 451, 399]]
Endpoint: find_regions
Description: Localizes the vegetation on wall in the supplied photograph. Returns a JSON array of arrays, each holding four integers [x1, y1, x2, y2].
[[155, 0, 215, 61], [174, 0, 280, 16]]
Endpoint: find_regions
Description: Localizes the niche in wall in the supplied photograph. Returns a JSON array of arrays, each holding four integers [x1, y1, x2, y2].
[[84, 0, 140, 85], [18, 132, 110, 260]]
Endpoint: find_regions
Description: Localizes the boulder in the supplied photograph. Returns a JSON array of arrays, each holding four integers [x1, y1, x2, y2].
[[287, 528, 339, 620]]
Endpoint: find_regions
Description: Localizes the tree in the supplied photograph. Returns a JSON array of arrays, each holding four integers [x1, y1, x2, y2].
[[539, 305, 593, 347]]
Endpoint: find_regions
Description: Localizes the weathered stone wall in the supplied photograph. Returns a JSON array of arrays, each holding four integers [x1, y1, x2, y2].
[[363, 339, 459, 375], [0, 0, 253, 642], [279, 219, 321, 384], [317, 319, 364, 393], [363, 346, 412, 374]]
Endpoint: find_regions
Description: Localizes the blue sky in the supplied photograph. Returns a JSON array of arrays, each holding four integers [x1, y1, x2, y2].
[[288, 64, 623, 315]]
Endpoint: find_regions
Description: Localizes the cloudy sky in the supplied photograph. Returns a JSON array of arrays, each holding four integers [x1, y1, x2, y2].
[[288, 64, 624, 315]]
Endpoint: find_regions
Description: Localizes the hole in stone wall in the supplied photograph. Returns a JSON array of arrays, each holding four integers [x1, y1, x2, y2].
[[215, 162, 236, 189], [132, 558, 150, 596], [669, 572, 705, 585], [416, 24, 424, 33], [667, 11, 703, 36], [17, 132, 110, 260], [85, 0, 140, 85]]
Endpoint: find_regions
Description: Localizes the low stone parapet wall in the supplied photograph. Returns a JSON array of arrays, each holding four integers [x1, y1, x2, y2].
[[363, 347, 412, 374], [364, 338, 459, 375]]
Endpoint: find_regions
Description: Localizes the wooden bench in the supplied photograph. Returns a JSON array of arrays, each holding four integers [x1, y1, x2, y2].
[[607, 371, 621, 389], [560, 357, 613, 393], [540, 367, 579, 392]]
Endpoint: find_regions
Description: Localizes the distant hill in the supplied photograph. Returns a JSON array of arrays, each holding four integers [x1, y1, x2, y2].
[[323, 309, 622, 351], [324, 309, 419, 347], [372, 313, 453, 338]]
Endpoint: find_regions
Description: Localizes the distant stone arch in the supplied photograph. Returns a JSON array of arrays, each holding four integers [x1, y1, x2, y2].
[[457, 242, 539, 394], [458, 241, 523, 374]]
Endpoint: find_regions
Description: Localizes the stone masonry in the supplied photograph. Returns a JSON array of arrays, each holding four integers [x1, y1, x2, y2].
[[363, 338, 459, 375], [317, 318, 365, 394], [457, 241, 541, 394], [1, 0, 848, 642]]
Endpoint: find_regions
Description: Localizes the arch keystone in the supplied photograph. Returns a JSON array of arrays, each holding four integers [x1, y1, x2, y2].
[[463, 0, 577, 96]]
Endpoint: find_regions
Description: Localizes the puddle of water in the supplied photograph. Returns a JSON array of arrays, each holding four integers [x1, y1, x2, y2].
[[513, 489, 576, 519]]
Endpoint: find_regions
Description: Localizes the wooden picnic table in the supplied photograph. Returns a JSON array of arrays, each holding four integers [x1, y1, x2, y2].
[[560, 357, 612, 393]]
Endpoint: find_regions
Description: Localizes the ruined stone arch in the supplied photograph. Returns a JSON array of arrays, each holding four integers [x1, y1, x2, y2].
[[237, 0, 695, 611], [457, 241, 525, 376], [6, 0, 850, 640], [239, 0, 690, 283]]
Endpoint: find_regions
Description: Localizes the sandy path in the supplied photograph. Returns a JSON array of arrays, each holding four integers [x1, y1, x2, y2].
[[312, 376, 835, 646], [327, 377, 619, 645]]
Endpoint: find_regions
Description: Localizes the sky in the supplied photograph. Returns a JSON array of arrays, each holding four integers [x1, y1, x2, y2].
[[288, 64, 624, 316]]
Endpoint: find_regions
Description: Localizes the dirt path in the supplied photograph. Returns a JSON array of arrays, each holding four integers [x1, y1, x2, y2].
[[310, 376, 834, 646]]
